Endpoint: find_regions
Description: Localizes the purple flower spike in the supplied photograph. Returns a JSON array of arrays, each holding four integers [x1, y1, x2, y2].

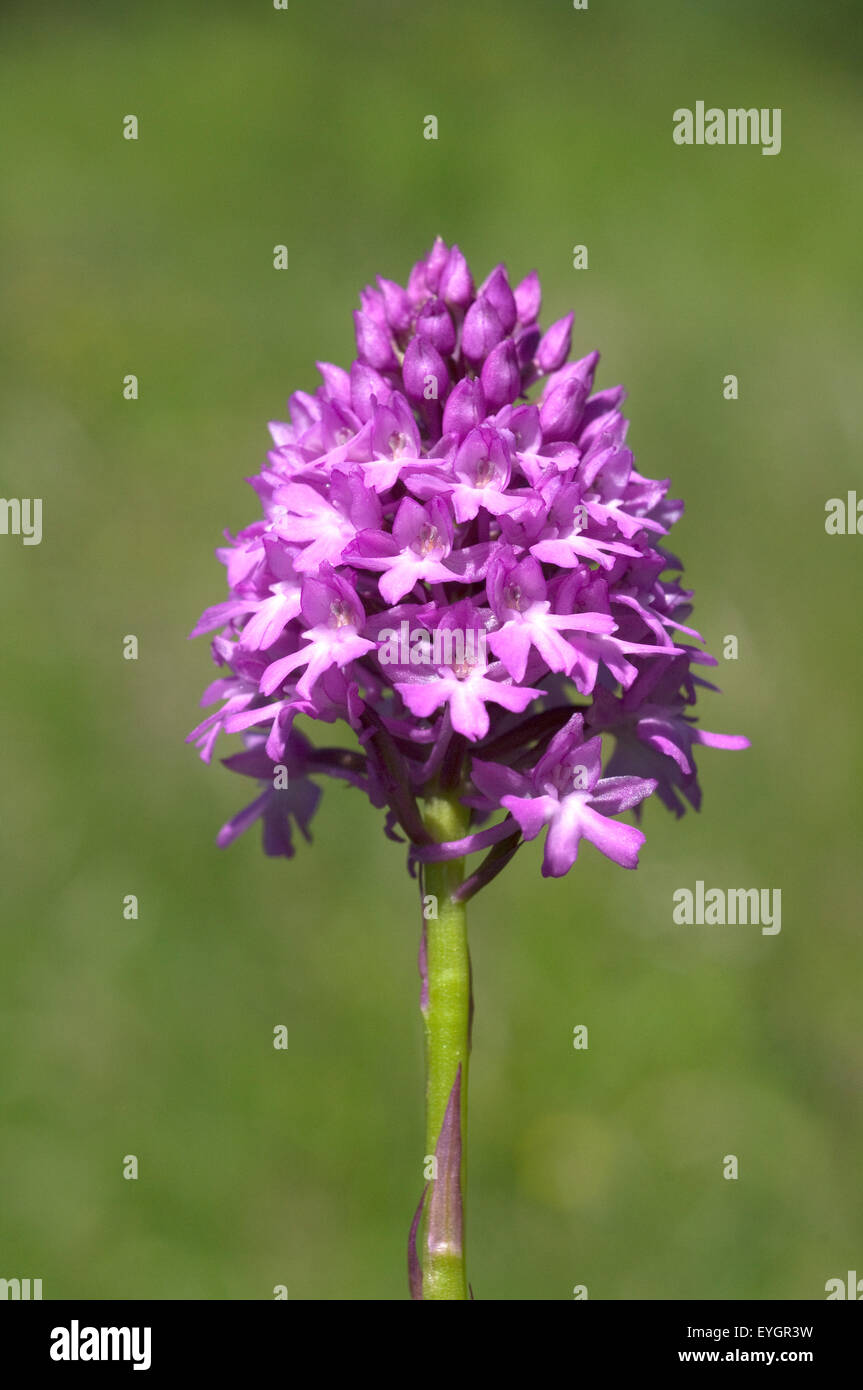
[[189, 235, 746, 881]]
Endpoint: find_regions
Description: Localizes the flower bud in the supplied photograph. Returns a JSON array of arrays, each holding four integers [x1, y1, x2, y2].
[[461, 297, 504, 365], [513, 269, 541, 324], [480, 339, 521, 410], [539, 375, 589, 441], [478, 264, 517, 333], [442, 377, 486, 437], [423, 235, 449, 293], [416, 297, 457, 355], [359, 286, 387, 328], [536, 312, 574, 374], [402, 336, 450, 404], [377, 276, 412, 333], [353, 310, 397, 371]]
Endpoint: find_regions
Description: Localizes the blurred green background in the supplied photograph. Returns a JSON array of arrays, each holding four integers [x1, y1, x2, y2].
[[2, 0, 861, 1300]]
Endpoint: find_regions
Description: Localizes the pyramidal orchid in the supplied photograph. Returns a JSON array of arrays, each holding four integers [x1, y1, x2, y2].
[[188, 238, 748, 1300]]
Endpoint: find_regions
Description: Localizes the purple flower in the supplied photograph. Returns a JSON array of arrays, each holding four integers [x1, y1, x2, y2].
[[472, 715, 656, 875], [486, 550, 617, 683], [346, 496, 459, 604], [260, 568, 375, 701], [393, 608, 544, 744], [188, 238, 747, 867]]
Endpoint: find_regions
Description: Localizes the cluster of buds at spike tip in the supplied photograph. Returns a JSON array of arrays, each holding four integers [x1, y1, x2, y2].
[[188, 237, 748, 883]]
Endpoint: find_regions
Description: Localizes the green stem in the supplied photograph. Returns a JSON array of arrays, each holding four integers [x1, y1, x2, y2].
[[421, 791, 471, 1301]]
